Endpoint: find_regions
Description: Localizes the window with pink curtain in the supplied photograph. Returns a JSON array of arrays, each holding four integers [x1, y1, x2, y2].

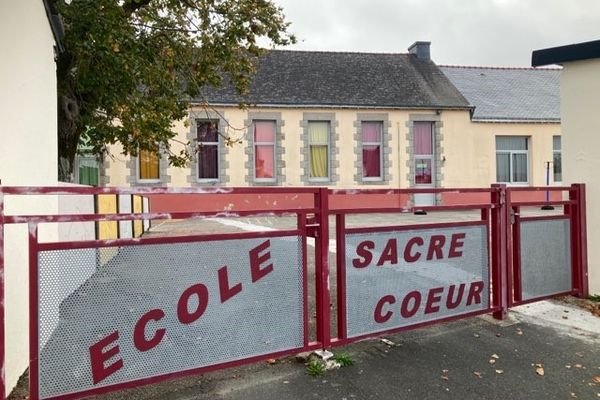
[[197, 120, 219, 180], [362, 121, 382, 179], [413, 122, 433, 155], [254, 121, 276, 180]]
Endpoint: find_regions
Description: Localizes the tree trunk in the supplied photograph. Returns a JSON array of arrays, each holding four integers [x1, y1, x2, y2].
[[57, 94, 79, 183]]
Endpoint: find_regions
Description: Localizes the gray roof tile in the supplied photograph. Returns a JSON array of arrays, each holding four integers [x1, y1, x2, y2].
[[440, 66, 560, 122], [200, 50, 470, 109]]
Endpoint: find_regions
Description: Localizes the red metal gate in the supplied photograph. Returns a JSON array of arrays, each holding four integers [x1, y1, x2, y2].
[[0, 184, 588, 400]]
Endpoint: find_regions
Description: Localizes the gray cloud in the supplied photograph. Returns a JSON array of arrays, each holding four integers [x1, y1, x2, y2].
[[273, 0, 600, 66]]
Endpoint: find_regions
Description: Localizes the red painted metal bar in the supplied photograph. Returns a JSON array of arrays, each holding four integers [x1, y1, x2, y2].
[[28, 223, 39, 400], [335, 214, 347, 341], [512, 206, 522, 304], [315, 188, 330, 348], [2, 209, 316, 225], [0, 186, 321, 196], [510, 290, 576, 307], [504, 187, 514, 312], [570, 184, 589, 298], [577, 184, 589, 298], [330, 204, 494, 214], [519, 215, 570, 222], [510, 200, 573, 207], [297, 214, 309, 347], [37, 230, 301, 252], [0, 190, 5, 400], [491, 184, 508, 320], [329, 188, 497, 195]]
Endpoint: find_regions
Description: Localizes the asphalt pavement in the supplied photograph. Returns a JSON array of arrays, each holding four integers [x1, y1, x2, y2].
[[83, 302, 600, 400]]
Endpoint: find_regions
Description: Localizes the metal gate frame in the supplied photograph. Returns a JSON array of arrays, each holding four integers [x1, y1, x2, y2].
[[0, 184, 588, 400]]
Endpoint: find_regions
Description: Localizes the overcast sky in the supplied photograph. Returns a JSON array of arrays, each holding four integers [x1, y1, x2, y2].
[[271, 0, 600, 66]]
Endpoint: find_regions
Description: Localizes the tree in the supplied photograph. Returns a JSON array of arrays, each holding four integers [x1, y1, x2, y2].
[[56, 0, 295, 181]]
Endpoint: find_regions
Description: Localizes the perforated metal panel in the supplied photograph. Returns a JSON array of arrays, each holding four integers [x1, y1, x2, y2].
[[37, 236, 304, 399], [520, 218, 571, 301], [345, 224, 489, 338]]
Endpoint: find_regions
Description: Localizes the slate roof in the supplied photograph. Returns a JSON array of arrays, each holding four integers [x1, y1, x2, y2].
[[200, 50, 470, 109], [440, 66, 560, 122]]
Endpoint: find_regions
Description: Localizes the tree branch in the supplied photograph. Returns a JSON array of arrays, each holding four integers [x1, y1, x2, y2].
[[121, 0, 153, 16]]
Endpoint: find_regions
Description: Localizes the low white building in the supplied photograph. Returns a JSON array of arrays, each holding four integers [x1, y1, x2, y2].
[[533, 39, 600, 295]]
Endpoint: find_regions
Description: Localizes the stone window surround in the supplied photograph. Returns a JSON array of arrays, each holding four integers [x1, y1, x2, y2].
[[187, 109, 230, 186], [244, 112, 286, 186], [126, 147, 171, 187], [405, 114, 444, 202], [300, 112, 339, 185], [354, 113, 392, 185]]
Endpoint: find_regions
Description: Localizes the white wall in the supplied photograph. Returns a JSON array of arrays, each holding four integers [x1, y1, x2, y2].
[[0, 0, 59, 393], [561, 58, 600, 295]]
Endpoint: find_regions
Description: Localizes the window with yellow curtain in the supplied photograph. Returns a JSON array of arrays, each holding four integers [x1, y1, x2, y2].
[[138, 149, 160, 180], [308, 121, 329, 180]]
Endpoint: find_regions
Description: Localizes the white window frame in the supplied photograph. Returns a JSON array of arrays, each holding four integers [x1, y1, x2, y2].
[[308, 121, 330, 182], [136, 149, 161, 184], [196, 119, 220, 183], [361, 121, 384, 182], [553, 135, 562, 184], [495, 137, 529, 185], [253, 120, 277, 183]]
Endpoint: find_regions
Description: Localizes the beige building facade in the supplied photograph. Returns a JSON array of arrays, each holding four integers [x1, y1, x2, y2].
[[105, 106, 561, 194], [533, 40, 600, 295]]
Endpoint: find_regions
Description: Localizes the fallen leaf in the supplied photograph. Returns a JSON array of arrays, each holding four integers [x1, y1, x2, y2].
[[496, 369, 504, 374], [380, 338, 395, 346], [575, 364, 583, 369], [442, 369, 449, 374], [566, 365, 572, 369], [441, 376, 449, 381], [570, 392, 577, 398], [516, 330, 523, 336], [474, 371, 483, 378], [576, 352, 584, 357], [489, 359, 496, 365], [491, 354, 500, 359], [496, 333, 502, 337], [536, 366, 545, 376], [474, 333, 480, 338], [267, 359, 277, 364], [593, 376, 600, 384]]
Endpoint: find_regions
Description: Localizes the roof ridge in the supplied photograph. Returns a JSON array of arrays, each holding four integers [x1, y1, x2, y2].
[[440, 64, 561, 71], [267, 48, 411, 56]]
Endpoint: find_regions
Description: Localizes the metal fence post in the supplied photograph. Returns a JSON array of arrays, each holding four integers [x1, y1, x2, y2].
[[491, 184, 509, 320], [315, 188, 331, 348], [0, 186, 5, 400], [570, 184, 589, 298]]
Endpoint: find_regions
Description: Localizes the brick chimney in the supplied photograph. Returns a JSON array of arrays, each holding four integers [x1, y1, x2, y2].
[[408, 41, 431, 61]]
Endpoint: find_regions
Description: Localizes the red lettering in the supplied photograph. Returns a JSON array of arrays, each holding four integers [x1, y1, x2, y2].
[[448, 233, 466, 258], [218, 266, 243, 303], [133, 309, 166, 352], [426, 235, 446, 260], [446, 284, 466, 309], [404, 237, 423, 263], [89, 331, 123, 385], [374, 295, 396, 323], [177, 283, 209, 324], [466, 281, 485, 306], [377, 239, 398, 266], [424, 286, 444, 314], [249, 240, 274, 282], [353, 241, 375, 268], [400, 291, 422, 318]]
